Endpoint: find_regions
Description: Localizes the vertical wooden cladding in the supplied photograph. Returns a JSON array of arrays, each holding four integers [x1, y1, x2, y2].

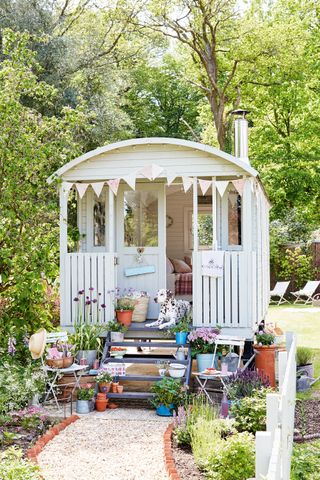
[[61, 252, 115, 327]]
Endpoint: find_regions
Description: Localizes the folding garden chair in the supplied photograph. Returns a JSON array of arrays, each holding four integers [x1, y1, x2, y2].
[[194, 335, 254, 405], [291, 281, 320, 305], [269, 281, 290, 305], [29, 330, 87, 413]]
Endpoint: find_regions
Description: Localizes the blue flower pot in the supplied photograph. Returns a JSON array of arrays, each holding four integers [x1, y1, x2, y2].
[[156, 404, 174, 416], [175, 332, 188, 345], [196, 353, 218, 372]]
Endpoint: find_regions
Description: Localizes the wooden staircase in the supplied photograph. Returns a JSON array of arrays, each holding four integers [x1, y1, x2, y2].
[[100, 321, 192, 401]]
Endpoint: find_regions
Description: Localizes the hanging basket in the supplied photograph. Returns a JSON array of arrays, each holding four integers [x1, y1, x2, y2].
[[132, 297, 149, 323]]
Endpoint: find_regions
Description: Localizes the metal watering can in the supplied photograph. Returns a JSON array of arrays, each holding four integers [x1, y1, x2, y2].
[[174, 347, 185, 361]]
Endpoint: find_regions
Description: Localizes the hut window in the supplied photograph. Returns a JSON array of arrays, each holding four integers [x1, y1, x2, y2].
[[228, 190, 241, 245], [93, 195, 106, 247], [124, 191, 158, 247]]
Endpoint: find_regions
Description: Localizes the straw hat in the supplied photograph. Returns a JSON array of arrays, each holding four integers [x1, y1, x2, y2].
[[29, 328, 47, 359]]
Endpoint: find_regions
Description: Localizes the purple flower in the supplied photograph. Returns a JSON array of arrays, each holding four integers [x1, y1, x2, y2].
[[78, 290, 84, 295], [73, 297, 79, 302], [89, 287, 94, 291], [101, 304, 106, 308], [85, 300, 91, 305], [92, 299, 97, 303], [8, 337, 16, 355]]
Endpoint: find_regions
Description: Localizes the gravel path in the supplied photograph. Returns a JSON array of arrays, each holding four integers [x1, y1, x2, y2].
[[38, 409, 170, 480]]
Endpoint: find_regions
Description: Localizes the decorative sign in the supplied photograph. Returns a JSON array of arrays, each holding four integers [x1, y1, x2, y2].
[[201, 251, 224, 278], [124, 265, 156, 277]]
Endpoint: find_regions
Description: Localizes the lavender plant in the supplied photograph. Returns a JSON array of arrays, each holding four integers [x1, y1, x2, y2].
[[224, 369, 270, 401]]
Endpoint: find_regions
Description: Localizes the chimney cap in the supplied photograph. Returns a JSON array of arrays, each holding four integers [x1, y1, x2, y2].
[[231, 109, 250, 118]]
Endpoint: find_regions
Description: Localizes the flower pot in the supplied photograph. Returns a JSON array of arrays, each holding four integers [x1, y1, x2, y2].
[[196, 353, 216, 372], [297, 363, 314, 379], [156, 404, 174, 417], [254, 344, 276, 388], [117, 385, 124, 394], [175, 332, 188, 345], [112, 382, 119, 393], [116, 310, 133, 327], [110, 332, 124, 342], [76, 399, 91, 414], [99, 382, 111, 393], [76, 350, 97, 369], [95, 397, 109, 412]]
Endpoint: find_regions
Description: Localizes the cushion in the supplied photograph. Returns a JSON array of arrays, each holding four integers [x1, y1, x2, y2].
[[184, 256, 192, 268], [171, 258, 192, 274], [166, 257, 174, 274]]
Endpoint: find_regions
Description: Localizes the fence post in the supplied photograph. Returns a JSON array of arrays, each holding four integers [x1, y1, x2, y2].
[[266, 393, 280, 440], [278, 351, 287, 392], [256, 431, 273, 478]]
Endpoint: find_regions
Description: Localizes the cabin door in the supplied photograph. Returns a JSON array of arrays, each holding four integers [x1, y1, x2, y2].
[[116, 183, 166, 319]]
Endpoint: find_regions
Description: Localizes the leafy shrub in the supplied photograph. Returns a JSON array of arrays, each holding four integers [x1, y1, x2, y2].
[[224, 369, 270, 400], [150, 377, 188, 410], [230, 388, 272, 434], [291, 441, 320, 480], [77, 386, 95, 401], [0, 361, 46, 415], [279, 247, 314, 290], [296, 346, 314, 366], [0, 447, 41, 480]]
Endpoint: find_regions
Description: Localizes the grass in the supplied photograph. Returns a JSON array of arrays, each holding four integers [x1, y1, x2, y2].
[[267, 304, 320, 392]]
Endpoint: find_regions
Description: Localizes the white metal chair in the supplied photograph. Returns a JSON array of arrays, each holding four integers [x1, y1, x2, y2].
[[291, 281, 320, 305], [194, 335, 252, 404], [270, 281, 290, 305], [42, 332, 87, 412]]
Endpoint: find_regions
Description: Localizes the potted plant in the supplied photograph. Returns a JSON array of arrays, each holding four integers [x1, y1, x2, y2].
[[96, 370, 113, 393], [296, 346, 314, 378], [76, 385, 95, 414], [115, 297, 136, 327], [123, 289, 150, 323], [254, 325, 276, 388], [95, 392, 109, 412], [188, 327, 220, 372], [150, 377, 187, 416], [169, 312, 191, 345], [106, 320, 127, 342]]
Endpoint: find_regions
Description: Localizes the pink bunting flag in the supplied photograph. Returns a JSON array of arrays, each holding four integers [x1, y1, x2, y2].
[[91, 181, 105, 198], [76, 183, 90, 199], [199, 179, 212, 196], [216, 181, 229, 197], [182, 176, 193, 193], [232, 178, 246, 197], [124, 172, 136, 190], [107, 178, 120, 195], [141, 164, 164, 180]]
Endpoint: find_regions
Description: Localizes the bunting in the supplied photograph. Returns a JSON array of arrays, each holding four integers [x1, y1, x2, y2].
[[199, 179, 212, 196], [182, 176, 193, 193], [107, 178, 120, 196], [76, 183, 90, 199], [216, 181, 229, 197], [123, 172, 136, 190], [91, 181, 105, 198], [141, 163, 164, 181], [232, 178, 246, 197], [166, 172, 177, 186]]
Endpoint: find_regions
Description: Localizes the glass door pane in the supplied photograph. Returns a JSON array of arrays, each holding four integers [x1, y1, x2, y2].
[[123, 190, 158, 247]]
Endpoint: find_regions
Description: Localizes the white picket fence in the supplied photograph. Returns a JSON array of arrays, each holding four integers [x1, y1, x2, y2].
[[254, 333, 296, 480]]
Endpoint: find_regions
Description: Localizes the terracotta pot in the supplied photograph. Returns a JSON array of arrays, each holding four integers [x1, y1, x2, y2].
[[95, 398, 109, 412], [117, 385, 124, 394], [99, 382, 111, 393], [116, 310, 133, 327], [254, 344, 276, 388], [112, 382, 119, 393]]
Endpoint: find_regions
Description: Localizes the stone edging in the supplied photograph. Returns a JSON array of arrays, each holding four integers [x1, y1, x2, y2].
[[163, 423, 180, 480], [26, 414, 80, 468], [294, 432, 320, 443]]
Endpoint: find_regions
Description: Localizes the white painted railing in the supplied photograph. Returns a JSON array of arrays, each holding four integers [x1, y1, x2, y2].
[[255, 334, 296, 480], [193, 251, 263, 331], [60, 252, 116, 327]]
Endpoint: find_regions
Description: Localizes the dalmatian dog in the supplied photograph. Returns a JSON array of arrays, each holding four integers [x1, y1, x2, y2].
[[146, 289, 191, 330]]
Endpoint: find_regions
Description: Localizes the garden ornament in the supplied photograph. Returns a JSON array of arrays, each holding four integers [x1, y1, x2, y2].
[[29, 328, 47, 359]]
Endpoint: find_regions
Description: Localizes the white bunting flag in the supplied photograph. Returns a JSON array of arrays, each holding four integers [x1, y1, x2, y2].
[[62, 182, 74, 197], [199, 179, 212, 196], [182, 176, 193, 193], [107, 178, 120, 196], [91, 181, 105, 198], [124, 172, 136, 190], [166, 172, 177, 186], [76, 183, 90, 199], [232, 178, 246, 197], [216, 181, 229, 197], [141, 164, 164, 181]]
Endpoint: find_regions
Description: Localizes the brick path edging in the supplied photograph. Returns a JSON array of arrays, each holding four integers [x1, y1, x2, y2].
[[163, 423, 181, 480], [26, 414, 80, 470]]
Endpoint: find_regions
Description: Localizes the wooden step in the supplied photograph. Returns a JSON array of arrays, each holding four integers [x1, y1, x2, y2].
[[112, 374, 186, 382], [105, 341, 186, 348], [103, 357, 189, 364], [107, 392, 154, 400]]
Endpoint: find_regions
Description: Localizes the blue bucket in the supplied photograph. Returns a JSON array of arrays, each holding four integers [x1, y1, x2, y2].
[[156, 404, 174, 416], [175, 332, 188, 345]]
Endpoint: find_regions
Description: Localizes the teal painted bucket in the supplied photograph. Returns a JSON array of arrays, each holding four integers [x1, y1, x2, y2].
[[175, 332, 188, 345], [156, 404, 174, 416]]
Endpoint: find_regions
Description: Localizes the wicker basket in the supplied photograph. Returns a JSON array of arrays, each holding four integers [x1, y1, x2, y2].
[[312, 294, 320, 307], [132, 296, 149, 322], [46, 358, 64, 369]]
